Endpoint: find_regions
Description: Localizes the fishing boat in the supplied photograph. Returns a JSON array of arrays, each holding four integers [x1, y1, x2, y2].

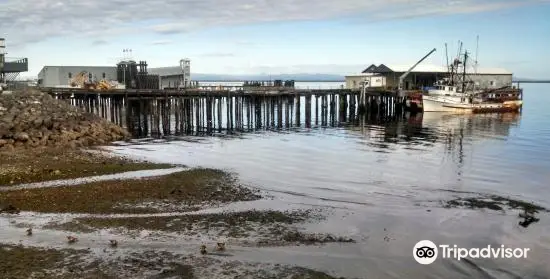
[[423, 80, 522, 113], [423, 42, 522, 113]]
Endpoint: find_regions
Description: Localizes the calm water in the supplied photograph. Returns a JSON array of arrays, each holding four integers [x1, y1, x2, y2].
[[107, 83, 550, 278], [197, 81, 346, 89]]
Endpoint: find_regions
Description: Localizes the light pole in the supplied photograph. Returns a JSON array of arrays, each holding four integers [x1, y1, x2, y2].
[[122, 49, 127, 88]]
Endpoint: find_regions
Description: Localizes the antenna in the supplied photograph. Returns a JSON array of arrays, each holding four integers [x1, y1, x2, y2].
[[475, 35, 479, 74], [122, 49, 134, 61], [458, 41, 463, 59]]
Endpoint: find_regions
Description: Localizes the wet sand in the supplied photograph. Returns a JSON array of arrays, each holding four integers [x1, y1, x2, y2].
[[2, 121, 550, 278], [0, 148, 353, 278], [0, 147, 174, 186], [0, 244, 347, 279]]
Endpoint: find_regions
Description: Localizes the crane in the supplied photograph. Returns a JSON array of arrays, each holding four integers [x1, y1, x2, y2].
[[398, 48, 437, 91]]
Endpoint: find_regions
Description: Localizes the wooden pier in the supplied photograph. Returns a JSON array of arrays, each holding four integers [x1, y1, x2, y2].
[[40, 87, 409, 137]]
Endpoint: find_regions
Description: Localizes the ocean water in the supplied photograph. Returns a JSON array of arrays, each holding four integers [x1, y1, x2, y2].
[[105, 82, 550, 278], [196, 81, 345, 89]]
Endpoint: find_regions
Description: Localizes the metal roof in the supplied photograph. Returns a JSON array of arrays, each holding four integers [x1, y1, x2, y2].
[[361, 64, 511, 75], [148, 66, 182, 77], [345, 73, 382, 77]]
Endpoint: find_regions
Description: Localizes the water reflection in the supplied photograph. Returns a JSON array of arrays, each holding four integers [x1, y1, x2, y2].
[[122, 93, 413, 138], [103, 85, 550, 279], [105, 110, 550, 279]]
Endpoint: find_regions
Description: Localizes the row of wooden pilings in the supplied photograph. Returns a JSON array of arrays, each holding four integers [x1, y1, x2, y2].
[[58, 91, 407, 137]]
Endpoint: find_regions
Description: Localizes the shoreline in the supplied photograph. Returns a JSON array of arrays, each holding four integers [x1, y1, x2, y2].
[[0, 147, 176, 186], [0, 146, 354, 279], [2, 143, 549, 278]]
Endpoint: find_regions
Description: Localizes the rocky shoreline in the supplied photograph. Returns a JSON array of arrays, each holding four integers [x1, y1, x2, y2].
[[0, 89, 128, 151], [0, 90, 355, 278]]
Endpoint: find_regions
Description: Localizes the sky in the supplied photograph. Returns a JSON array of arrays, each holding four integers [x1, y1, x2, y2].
[[1, 0, 549, 78]]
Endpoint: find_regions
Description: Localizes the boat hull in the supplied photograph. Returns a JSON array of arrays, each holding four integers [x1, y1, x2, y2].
[[423, 96, 522, 113], [422, 96, 471, 112]]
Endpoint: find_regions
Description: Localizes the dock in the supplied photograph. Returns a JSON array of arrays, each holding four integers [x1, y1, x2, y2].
[[39, 86, 410, 137]]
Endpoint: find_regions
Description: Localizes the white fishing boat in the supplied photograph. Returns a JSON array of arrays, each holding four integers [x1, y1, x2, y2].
[[423, 86, 522, 113], [423, 83, 478, 113], [422, 42, 522, 113]]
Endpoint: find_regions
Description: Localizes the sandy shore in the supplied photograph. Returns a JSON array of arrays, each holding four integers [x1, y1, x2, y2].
[[0, 147, 174, 186], [0, 148, 353, 279]]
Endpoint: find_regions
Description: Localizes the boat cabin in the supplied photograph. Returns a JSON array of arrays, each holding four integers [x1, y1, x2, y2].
[[427, 84, 467, 96], [434, 85, 458, 92]]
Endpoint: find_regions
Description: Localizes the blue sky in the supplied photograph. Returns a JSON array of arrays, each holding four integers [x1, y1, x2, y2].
[[1, 0, 549, 78]]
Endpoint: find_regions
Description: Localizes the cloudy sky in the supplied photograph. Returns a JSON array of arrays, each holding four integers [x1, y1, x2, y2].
[[1, 0, 549, 78]]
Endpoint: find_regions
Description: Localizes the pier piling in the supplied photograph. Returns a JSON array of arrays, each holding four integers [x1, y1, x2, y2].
[[43, 87, 406, 137]]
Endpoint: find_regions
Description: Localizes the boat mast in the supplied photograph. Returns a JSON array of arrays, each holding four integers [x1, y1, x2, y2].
[[452, 41, 463, 86], [474, 35, 479, 92], [462, 51, 468, 94], [445, 43, 450, 83], [475, 35, 479, 74]]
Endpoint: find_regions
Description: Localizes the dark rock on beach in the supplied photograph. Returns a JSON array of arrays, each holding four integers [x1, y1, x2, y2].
[[0, 89, 128, 151]]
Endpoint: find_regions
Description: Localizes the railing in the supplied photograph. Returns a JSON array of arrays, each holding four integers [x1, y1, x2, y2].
[[2, 57, 28, 73]]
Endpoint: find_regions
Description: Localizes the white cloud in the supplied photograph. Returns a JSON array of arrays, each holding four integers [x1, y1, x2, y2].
[[91, 39, 108, 46], [0, 0, 546, 47], [219, 64, 366, 75], [199, 52, 235, 57], [150, 40, 173, 45]]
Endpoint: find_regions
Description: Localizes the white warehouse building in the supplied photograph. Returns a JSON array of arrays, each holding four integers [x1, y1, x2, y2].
[[148, 58, 192, 89], [345, 64, 514, 90], [37, 66, 117, 87], [37, 58, 192, 89]]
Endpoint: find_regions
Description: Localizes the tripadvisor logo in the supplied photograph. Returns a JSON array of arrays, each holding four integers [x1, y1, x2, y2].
[[413, 240, 530, 265], [414, 240, 438, 264]]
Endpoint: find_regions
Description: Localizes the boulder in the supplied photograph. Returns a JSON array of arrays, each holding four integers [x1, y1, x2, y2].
[[14, 132, 30, 142]]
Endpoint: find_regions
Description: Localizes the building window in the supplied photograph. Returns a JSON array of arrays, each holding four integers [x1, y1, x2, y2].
[[68, 72, 72, 78], [490, 81, 495, 86], [102, 72, 106, 78]]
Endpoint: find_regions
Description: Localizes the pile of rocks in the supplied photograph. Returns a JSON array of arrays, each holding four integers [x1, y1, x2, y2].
[[0, 89, 129, 151]]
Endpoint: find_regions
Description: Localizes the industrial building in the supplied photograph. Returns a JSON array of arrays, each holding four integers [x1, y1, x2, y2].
[[38, 58, 192, 90], [115, 60, 159, 89], [37, 66, 117, 88], [345, 64, 513, 90], [148, 58, 192, 89], [0, 38, 29, 86]]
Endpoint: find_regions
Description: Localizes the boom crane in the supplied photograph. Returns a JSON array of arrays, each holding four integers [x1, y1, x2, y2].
[[398, 48, 437, 92]]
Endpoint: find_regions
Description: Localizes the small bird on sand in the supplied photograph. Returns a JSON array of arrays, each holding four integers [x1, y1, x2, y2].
[[216, 242, 226, 251], [109, 240, 118, 247], [200, 245, 207, 255], [26, 228, 32, 236], [67, 236, 78, 244]]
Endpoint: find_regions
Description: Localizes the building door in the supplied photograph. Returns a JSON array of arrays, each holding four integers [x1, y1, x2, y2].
[[405, 81, 410, 90]]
